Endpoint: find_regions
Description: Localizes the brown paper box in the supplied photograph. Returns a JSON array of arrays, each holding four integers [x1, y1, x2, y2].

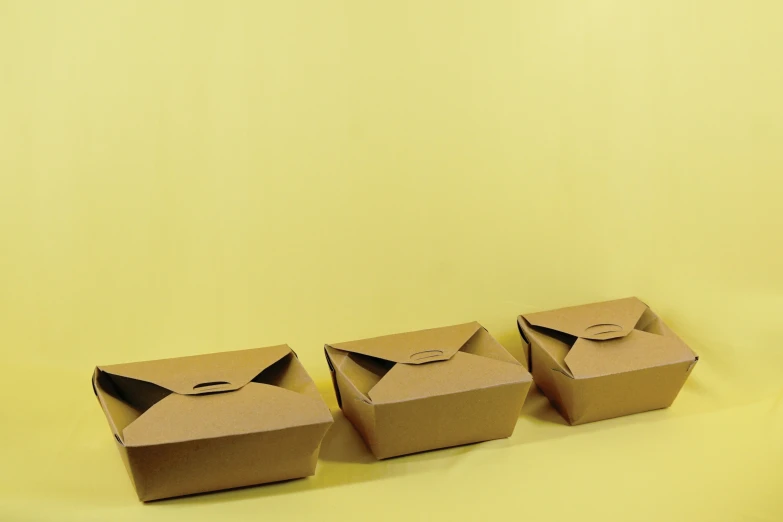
[[324, 322, 532, 459], [92, 345, 333, 501], [517, 297, 699, 425]]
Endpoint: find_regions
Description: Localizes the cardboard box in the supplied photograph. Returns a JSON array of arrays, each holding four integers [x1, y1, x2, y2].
[[324, 322, 532, 459], [92, 345, 333, 501], [517, 297, 698, 425]]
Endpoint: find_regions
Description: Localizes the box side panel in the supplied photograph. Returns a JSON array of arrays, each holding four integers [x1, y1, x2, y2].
[[114, 439, 145, 500], [127, 422, 331, 501], [529, 339, 577, 424], [568, 360, 696, 425], [333, 371, 379, 455], [325, 348, 380, 455], [373, 381, 530, 459]]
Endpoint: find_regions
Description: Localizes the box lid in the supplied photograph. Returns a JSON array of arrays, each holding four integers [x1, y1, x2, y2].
[[325, 322, 530, 405], [521, 298, 696, 378], [99, 344, 292, 395], [524, 297, 648, 341], [95, 345, 333, 447], [328, 322, 483, 364]]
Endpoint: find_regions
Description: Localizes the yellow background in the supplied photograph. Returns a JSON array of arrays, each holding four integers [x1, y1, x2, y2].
[[1, 1, 782, 520]]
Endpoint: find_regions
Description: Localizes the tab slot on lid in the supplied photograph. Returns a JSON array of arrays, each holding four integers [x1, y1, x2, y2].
[[583, 323, 623, 338], [193, 381, 230, 389], [192, 381, 232, 392], [410, 350, 444, 361]]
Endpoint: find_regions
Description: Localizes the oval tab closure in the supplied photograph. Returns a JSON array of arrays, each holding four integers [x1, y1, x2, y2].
[[409, 350, 444, 362], [191, 381, 234, 394], [583, 323, 624, 338]]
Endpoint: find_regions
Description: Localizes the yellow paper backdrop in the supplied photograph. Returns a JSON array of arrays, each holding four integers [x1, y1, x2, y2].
[[1, 1, 781, 521]]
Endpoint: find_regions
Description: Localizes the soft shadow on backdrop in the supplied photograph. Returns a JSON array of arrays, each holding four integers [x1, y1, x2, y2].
[[0, 1, 781, 521]]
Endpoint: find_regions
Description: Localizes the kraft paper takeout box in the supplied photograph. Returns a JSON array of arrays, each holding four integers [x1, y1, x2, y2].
[[324, 322, 532, 459], [92, 345, 333, 501], [517, 297, 698, 425]]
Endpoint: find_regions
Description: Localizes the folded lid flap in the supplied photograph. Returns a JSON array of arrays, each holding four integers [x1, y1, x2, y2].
[[99, 345, 292, 395], [523, 297, 648, 340], [564, 329, 696, 378], [123, 382, 333, 446], [328, 322, 482, 364], [459, 327, 522, 366], [368, 351, 531, 403], [325, 345, 391, 400], [253, 352, 325, 403], [518, 316, 573, 374]]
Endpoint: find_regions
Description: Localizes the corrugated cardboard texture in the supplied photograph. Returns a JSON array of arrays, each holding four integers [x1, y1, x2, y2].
[[518, 297, 698, 425], [325, 323, 532, 459], [93, 346, 333, 501]]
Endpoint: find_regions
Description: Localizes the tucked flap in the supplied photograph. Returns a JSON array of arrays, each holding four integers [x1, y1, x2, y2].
[[99, 345, 292, 395], [123, 383, 333, 446], [517, 316, 572, 373], [564, 329, 696, 378], [328, 322, 482, 364], [325, 345, 390, 401], [368, 351, 531, 404], [523, 297, 648, 341], [460, 327, 522, 366]]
